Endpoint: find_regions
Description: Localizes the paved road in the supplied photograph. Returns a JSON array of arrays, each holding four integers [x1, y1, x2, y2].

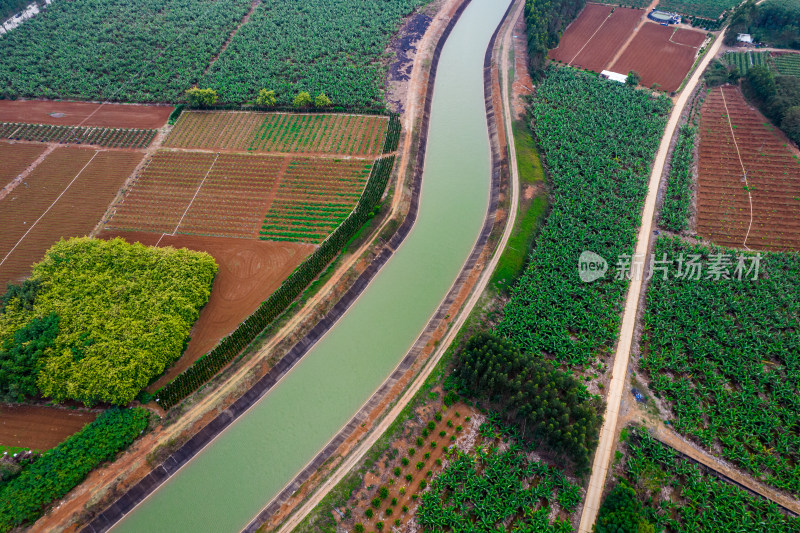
[[577, 31, 726, 533]]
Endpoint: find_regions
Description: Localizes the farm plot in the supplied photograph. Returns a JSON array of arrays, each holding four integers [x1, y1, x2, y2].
[[609, 23, 706, 92], [259, 158, 371, 243], [773, 52, 800, 77], [99, 231, 314, 388], [0, 100, 173, 128], [0, 405, 97, 451], [0, 141, 46, 190], [723, 51, 772, 75], [0, 148, 143, 286], [0, 123, 156, 148], [548, 3, 614, 65], [164, 111, 389, 156], [697, 85, 800, 251], [570, 7, 644, 72]]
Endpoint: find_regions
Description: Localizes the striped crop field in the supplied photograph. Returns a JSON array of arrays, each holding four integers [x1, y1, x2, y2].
[[163, 111, 388, 156]]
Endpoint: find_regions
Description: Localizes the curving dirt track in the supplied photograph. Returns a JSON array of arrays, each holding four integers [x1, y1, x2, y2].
[[0, 100, 172, 129], [0, 405, 97, 451], [697, 85, 800, 251], [98, 230, 314, 390]]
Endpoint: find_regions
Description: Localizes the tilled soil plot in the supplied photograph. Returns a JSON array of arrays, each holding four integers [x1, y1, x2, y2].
[[0, 100, 172, 129], [697, 86, 800, 251], [0, 404, 97, 450]]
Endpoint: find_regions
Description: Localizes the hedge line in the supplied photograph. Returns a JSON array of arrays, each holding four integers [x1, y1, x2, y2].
[[382, 113, 401, 153], [154, 155, 396, 409], [0, 408, 149, 532]]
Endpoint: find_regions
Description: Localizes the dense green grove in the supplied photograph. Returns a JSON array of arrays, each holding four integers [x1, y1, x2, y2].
[[417, 445, 580, 532], [659, 125, 696, 233], [642, 237, 800, 495], [155, 156, 395, 409], [455, 333, 603, 471], [595, 482, 654, 533], [743, 65, 800, 145], [727, 0, 800, 50], [523, 0, 585, 79], [496, 68, 670, 366], [613, 430, 800, 532], [0, 0, 252, 101], [201, 0, 427, 106], [0, 0, 31, 20], [0, 408, 149, 532], [0, 238, 216, 405]]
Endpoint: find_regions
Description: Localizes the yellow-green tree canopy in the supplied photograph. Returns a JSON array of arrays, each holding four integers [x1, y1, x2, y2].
[[293, 91, 312, 108], [0, 238, 217, 405], [185, 87, 218, 107], [256, 88, 277, 106]]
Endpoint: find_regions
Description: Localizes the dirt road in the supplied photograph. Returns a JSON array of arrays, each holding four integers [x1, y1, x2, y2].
[[273, 0, 523, 530], [577, 31, 726, 533]]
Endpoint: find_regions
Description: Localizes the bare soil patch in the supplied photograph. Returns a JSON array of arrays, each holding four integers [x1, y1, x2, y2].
[[548, 3, 613, 64], [0, 100, 173, 129], [0, 141, 47, 190], [609, 22, 704, 92], [572, 7, 644, 72], [0, 404, 97, 450], [697, 85, 800, 251], [0, 148, 143, 286], [98, 231, 314, 389]]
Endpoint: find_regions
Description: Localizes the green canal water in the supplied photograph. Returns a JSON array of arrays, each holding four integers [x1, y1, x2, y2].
[[115, 0, 510, 530]]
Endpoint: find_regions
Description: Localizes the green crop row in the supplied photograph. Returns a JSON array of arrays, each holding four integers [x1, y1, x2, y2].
[[0, 408, 149, 532], [0, 122, 156, 148], [659, 124, 696, 232], [154, 156, 395, 409], [496, 67, 670, 366]]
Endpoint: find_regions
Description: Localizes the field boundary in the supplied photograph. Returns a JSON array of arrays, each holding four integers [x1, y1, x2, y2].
[[719, 87, 753, 250], [77, 1, 478, 530]]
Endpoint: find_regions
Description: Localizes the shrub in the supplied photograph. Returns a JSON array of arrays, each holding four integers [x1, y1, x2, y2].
[[376, 521, 384, 531], [405, 474, 413, 482], [385, 508, 392, 516], [378, 486, 389, 500], [391, 497, 397, 506], [293, 91, 312, 108], [0, 408, 148, 530], [401, 458, 409, 466], [393, 467, 401, 476], [419, 480, 427, 490], [416, 461, 424, 470], [365, 509, 373, 519], [439, 431, 446, 438], [255, 88, 277, 106], [354, 524, 364, 533], [427, 421, 436, 430], [416, 437, 424, 447], [185, 87, 218, 107], [371, 498, 381, 509], [408, 448, 415, 456]]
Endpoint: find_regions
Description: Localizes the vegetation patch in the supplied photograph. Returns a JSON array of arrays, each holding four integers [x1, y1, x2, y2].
[[642, 236, 800, 495], [0, 407, 149, 532], [496, 67, 670, 366], [659, 124, 696, 233], [605, 429, 800, 531], [0, 237, 217, 405]]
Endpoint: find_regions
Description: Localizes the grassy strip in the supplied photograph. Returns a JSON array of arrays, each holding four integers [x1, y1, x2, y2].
[[659, 124, 696, 233], [491, 119, 548, 292]]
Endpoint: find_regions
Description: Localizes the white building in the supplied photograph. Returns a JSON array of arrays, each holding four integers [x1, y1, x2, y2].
[[600, 71, 628, 84]]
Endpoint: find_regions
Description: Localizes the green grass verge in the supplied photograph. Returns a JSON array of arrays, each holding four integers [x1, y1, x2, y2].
[[490, 120, 548, 292]]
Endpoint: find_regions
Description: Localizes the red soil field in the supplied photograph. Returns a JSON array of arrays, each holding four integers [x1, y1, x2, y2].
[[548, 3, 613, 65], [0, 148, 144, 286], [0, 100, 172, 129], [0, 141, 46, 190], [571, 7, 644, 72], [165, 111, 388, 157], [99, 231, 314, 389], [698, 86, 800, 251], [0, 405, 97, 450], [108, 151, 372, 243], [671, 27, 707, 47], [609, 23, 704, 92]]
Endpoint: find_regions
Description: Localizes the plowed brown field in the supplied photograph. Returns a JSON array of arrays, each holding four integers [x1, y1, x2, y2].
[[609, 22, 704, 92], [0, 141, 47, 189], [0, 148, 144, 286], [0, 405, 97, 450], [571, 7, 643, 72], [698, 86, 800, 251], [99, 231, 314, 389], [108, 150, 371, 243], [0, 100, 173, 129], [548, 3, 613, 64]]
